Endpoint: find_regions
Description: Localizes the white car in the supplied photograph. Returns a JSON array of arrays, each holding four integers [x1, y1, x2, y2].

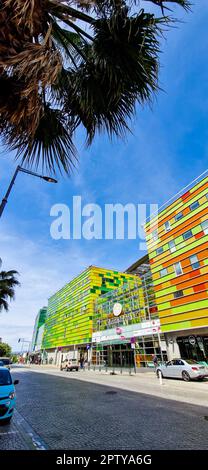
[[156, 358, 208, 382]]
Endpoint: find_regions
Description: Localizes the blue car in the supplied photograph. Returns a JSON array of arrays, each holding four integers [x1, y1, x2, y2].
[[0, 366, 19, 424]]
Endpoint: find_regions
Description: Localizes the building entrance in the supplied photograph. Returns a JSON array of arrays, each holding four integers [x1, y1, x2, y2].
[[177, 336, 208, 363]]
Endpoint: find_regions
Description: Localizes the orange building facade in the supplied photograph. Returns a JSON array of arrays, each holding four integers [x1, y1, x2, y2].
[[145, 173, 208, 362]]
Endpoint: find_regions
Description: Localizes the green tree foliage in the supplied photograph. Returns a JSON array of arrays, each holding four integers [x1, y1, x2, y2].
[[0, 342, 12, 357]]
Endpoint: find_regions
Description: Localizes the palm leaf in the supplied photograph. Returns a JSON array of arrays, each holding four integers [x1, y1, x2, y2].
[[13, 106, 77, 175], [0, 0, 191, 175]]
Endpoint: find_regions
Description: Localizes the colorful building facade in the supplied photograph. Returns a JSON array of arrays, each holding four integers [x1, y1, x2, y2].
[[92, 275, 166, 368], [42, 266, 139, 366], [31, 306, 47, 352], [145, 173, 208, 361]]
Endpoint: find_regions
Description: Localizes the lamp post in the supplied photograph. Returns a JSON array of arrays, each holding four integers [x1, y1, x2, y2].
[[0, 165, 57, 218], [18, 338, 31, 355]]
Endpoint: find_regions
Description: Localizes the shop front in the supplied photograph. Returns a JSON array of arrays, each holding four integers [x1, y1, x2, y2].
[[92, 320, 167, 369], [177, 335, 208, 363]]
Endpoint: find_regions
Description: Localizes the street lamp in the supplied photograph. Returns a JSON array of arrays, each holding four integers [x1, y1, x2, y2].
[[0, 165, 58, 218], [18, 338, 31, 355]]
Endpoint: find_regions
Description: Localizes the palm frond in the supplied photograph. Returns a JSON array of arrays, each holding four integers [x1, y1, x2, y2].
[[0, 261, 20, 312], [143, 1, 192, 13], [13, 106, 77, 175], [63, 9, 162, 143], [0, 0, 191, 174]]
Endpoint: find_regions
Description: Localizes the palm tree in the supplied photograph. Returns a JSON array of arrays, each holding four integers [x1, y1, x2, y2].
[[0, 1, 191, 174], [0, 259, 20, 312]]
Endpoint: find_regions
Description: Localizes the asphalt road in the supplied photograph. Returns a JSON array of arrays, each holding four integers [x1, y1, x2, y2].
[[0, 366, 208, 450]]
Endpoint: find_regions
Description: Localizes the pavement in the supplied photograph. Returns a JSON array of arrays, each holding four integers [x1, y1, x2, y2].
[[0, 365, 208, 450]]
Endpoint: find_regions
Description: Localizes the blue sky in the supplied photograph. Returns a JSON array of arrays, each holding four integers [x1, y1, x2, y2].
[[0, 1, 208, 350]]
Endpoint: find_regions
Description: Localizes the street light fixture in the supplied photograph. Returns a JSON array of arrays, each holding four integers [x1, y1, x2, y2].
[[0, 165, 58, 218]]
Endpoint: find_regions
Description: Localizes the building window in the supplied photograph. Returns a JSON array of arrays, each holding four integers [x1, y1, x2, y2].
[[168, 240, 176, 253], [173, 290, 184, 299], [190, 255, 200, 270], [160, 268, 168, 278], [190, 200, 200, 211], [201, 219, 208, 235], [175, 212, 183, 222], [183, 230, 193, 241], [164, 221, 171, 232], [152, 229, 158, 241], [174, 262, 183, 276], [156, 247, 163, 255]]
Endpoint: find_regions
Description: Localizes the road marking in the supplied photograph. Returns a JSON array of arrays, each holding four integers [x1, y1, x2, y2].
[[13, 409, 49, 450], [0, 431, 18, 435]]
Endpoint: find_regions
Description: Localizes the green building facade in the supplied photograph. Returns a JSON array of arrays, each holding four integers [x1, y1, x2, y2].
[[42, 266, 139, 354], [31, 306, 47, 352]]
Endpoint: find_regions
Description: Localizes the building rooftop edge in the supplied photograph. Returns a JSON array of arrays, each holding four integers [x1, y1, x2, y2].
[[144, 169, 208, 226]]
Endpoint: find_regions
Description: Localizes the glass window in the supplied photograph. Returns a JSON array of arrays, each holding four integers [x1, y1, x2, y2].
[[183, 230, 193, 240], [160, 268, 168, 278], [190, 200, 199, 211], [174, 262, 183, 276], [175, 212, 183, 222], [152, 230, 158, 241], [156, 247, 163, 255], [190, 255, 200, 270], [173, 290, 183, 299], [201, 220, 208, 235], [168, 240, 176, 253], [164, 221, 171, 232], [0, 369, 12, 386], [172, 359, 184, 365]]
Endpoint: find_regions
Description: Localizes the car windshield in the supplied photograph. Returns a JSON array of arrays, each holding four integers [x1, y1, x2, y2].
[[0, 369, 12, 386], [0, 358, 10, 365]]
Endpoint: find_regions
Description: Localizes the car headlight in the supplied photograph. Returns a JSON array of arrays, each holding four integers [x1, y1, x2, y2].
[[9, 392, 15, 400]]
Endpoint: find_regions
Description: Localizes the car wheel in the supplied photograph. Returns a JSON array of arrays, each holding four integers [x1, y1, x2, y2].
[[182, 371, 191, 382], [76, 368, 78, 371], [156, 369, 163, 378], [198, 378, 204, 381], [0, 417, 12, 425]]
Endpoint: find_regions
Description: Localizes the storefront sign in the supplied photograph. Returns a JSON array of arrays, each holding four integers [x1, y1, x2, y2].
[[116, 327, 123, 335], [92, 320, 162, 344], [113, 303, 123, 316], [189, 336, 196, 346]]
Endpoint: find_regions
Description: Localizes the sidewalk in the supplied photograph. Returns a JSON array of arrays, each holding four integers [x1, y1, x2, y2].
[[17, 364, 208, 408]]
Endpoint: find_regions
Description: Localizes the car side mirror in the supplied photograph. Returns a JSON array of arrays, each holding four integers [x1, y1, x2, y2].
[[14, 379, 19, 385]]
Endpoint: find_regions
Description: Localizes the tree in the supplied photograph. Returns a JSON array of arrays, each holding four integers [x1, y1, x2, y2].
[[0, 1, 191, 175], [0, 259, 20, 312], [0, 342, 12, 357]]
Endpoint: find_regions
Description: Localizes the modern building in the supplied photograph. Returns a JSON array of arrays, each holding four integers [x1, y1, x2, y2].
[[92, 285, 167, 369], [145, 172, 208, 362], [91, 255, 167, 369], [31, 306, 47, 354], [42, 266, 139, 366]]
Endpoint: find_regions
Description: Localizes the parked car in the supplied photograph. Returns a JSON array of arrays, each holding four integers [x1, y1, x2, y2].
[[0, 357, 11, 370], [156, 358, 208, 382], [60, 358, 79, 372], [0, 366, 19, 424]]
